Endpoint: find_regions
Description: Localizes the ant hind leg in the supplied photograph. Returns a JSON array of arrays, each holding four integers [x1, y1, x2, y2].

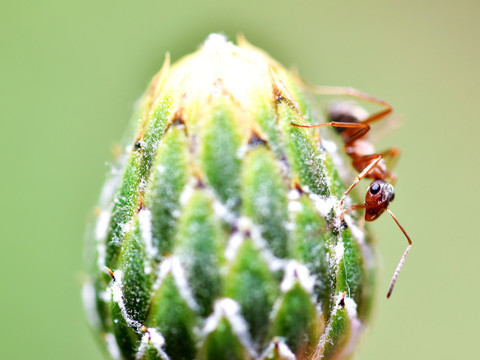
[[291, 121, 371, 144], [305, 84, 393, 126]]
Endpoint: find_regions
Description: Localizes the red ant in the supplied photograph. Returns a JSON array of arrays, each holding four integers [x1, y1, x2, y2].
[[292, 86, 412, 299]]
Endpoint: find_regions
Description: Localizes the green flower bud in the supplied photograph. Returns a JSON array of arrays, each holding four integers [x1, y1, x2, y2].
[[83, 34, 376, 360]]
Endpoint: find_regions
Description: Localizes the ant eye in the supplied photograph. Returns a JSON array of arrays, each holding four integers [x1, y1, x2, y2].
[[370, 182, 381, 194]]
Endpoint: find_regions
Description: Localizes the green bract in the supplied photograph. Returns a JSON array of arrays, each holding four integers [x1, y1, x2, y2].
[[83, 34, 376, 360]]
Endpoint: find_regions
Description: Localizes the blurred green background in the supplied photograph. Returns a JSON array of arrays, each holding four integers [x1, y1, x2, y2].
[[1, 0, 478, 359]]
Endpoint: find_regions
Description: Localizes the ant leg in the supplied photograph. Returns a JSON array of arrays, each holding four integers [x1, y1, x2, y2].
[[339, 156, 383, 218], [291, 121, 371, 143], [388, 173, 398, 187], [386, 208, 412, 299], [346, 204, 367, 212], [305, 84, 393, 126], [351, 153, 384, 171], [340, 156, 382, 207], [344, 204, 367, 220], [380, 147, 401, 171], [379, 147, 401, 185], [343, 204, 367, 230]]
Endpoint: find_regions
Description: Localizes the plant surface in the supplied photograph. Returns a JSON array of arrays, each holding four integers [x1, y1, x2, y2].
[[83, 34, 376, 360]]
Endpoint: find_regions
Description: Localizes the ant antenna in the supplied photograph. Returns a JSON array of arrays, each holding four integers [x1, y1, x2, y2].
[[386, 209, 412, 298]]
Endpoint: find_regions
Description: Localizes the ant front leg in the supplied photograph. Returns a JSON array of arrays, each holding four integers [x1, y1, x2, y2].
[[339, 156, 383, 219], [344, 203, 368, 228]]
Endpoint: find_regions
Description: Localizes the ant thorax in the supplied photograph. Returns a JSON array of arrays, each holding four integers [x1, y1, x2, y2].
[[346, 138, 375, 157], [346, 139, 387, 178]]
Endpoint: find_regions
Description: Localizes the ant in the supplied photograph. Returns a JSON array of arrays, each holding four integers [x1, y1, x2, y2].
[[292, 86, 412, 299]]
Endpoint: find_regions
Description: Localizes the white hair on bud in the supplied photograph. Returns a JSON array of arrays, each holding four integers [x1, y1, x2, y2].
[[280, 260, 315, 294], [202, 298, 257, 358]]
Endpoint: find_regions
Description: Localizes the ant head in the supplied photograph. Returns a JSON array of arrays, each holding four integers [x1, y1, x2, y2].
[[364, 180, 394, 222]]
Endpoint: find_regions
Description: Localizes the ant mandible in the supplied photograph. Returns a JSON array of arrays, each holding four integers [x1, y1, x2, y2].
[[292, 85, 412, 299]]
